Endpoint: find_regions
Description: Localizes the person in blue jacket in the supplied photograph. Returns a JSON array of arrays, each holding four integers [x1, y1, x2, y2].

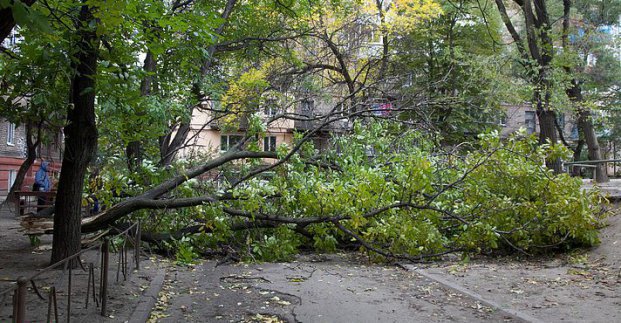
[[33, 161, 51, 210]]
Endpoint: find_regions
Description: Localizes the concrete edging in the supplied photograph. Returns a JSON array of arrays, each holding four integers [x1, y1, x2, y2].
[[127, 267, 167, 323], [404, 265, 544, 323]]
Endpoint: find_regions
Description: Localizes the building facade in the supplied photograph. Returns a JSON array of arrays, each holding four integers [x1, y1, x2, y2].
[[0, 119, 62, 199]]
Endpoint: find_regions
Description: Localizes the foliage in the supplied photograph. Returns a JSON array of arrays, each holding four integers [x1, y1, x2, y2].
[[0, 0, 611, 264], [390, 0, 513, 142], [384, 0, 443, 31], [106, 121, 606, 262]]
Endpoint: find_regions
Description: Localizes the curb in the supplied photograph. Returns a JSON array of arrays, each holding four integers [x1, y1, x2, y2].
[[404, 265, 544, 323], [127, 267, 167, 323]]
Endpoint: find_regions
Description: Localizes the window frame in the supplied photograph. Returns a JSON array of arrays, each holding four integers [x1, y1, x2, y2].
[[8, 169, 16, 190], [525, 111, 537, 134], [263, 136, 277, 152], [6, 123, 15, 146], [220, 134, 243, 152]]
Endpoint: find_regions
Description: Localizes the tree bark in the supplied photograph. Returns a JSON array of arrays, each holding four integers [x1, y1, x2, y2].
[[569, 79, 608, 182], [577, 110, 607, 182], [81, 150, 276, 232], [495, 0, 561, 173], [51, 3, 99, 263], [561, 0, 608, 183]]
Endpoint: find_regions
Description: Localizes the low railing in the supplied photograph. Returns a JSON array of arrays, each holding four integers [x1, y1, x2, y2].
[[0, 221, 141, 323], [13, 191, 57, 217], [563, 159, 621, 183]]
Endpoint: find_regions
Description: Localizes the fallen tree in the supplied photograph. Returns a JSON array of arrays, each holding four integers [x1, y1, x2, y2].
[[24, 121, 604, 263]]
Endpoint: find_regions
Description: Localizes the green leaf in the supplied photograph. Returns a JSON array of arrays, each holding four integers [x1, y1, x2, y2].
[[12, 1, 29, 25]]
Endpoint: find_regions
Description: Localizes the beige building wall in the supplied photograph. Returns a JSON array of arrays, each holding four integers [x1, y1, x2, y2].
[[178, 104, 294, 162]]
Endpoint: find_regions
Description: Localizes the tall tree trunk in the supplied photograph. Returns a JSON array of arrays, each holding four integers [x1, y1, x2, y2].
[[126, 50, 156, 172], [535, 85, 562, 173], [561, 0, 608, 183], [374, 0, 388, 81], [577, 110, 607, 182], [5, 122, 41, 203], [571, 138, 584, 176], [51, 3, 99, 263], [569, 79, 608, 182]]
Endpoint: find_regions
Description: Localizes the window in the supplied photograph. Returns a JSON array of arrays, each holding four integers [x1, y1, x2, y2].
[[220, 135, 243, 152], [404, 73, 413, 87], [265, 105, 277, 118], [301, 99, 314, 116], [499, 113, 507, 126], [335, 101, 349, 117], [7, 123, 15, 146], [8, 170, 16, 190], [525, 111, 536, 134], [264, 136, 277, 152]]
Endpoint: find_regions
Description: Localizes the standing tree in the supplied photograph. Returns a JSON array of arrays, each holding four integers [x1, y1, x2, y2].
[[494, 0, 563, 172], [51, 1, 100, 262]]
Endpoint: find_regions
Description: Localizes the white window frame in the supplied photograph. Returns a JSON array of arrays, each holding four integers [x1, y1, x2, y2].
[[263, 136, 277, 152], [7, 123, 15, 146], [8, 169, 17, 191], [301, 99, 314, 116], [265, 106, 277, 118], [220, 135, 243, 152], [264, 99, 278, 118]]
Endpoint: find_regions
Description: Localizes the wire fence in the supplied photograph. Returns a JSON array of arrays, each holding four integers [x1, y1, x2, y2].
[[0, 221, 141, 323]]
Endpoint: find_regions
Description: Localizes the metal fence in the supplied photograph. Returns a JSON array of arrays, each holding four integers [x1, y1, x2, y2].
[[564, 159, 621, 182], [0, 221, 141, 323]]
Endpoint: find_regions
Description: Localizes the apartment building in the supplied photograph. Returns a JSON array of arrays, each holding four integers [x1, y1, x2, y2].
[[178, 101, 296, 160], [0, 118, 62, 198], [499, 103, 578, 141]]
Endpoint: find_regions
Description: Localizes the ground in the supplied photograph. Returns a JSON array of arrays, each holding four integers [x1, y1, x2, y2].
[[151, 254, 515, 323], [0, 197, 618, 322], [0, 203, 166, 322]]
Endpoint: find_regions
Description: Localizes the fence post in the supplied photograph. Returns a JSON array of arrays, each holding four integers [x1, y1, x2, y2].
[[135, 221, 141, 270], [101, 238, 109, 317], [15, 277, 27, 323]]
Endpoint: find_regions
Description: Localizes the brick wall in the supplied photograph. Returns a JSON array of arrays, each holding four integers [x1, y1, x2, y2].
[[0, 119, 62, 195], [0, 120, 26, 159]]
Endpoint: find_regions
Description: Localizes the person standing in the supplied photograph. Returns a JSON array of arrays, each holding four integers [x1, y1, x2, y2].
[[33, 161, 51, 210]]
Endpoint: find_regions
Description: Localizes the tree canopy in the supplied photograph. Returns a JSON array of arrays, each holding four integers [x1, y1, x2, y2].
[[0, 0, 616, 264]]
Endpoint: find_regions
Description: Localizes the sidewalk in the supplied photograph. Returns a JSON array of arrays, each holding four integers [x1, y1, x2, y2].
[[0, 204, 166, 322]]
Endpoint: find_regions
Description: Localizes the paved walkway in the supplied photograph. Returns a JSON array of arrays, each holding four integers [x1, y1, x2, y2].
[[0, 203, 165, 322], [582, 178, 621, 199], [154, 255, 516, 323]]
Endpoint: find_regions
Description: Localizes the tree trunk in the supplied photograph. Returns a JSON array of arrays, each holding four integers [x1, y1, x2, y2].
[[6, 123, 41, 203], [535, 93, 562, 173], [578, 109, 608, 182], [51, 4, 99, 264], [126, 51, 156, 172], [572, 138, 584, 177], [567, 80, 608, 182]]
